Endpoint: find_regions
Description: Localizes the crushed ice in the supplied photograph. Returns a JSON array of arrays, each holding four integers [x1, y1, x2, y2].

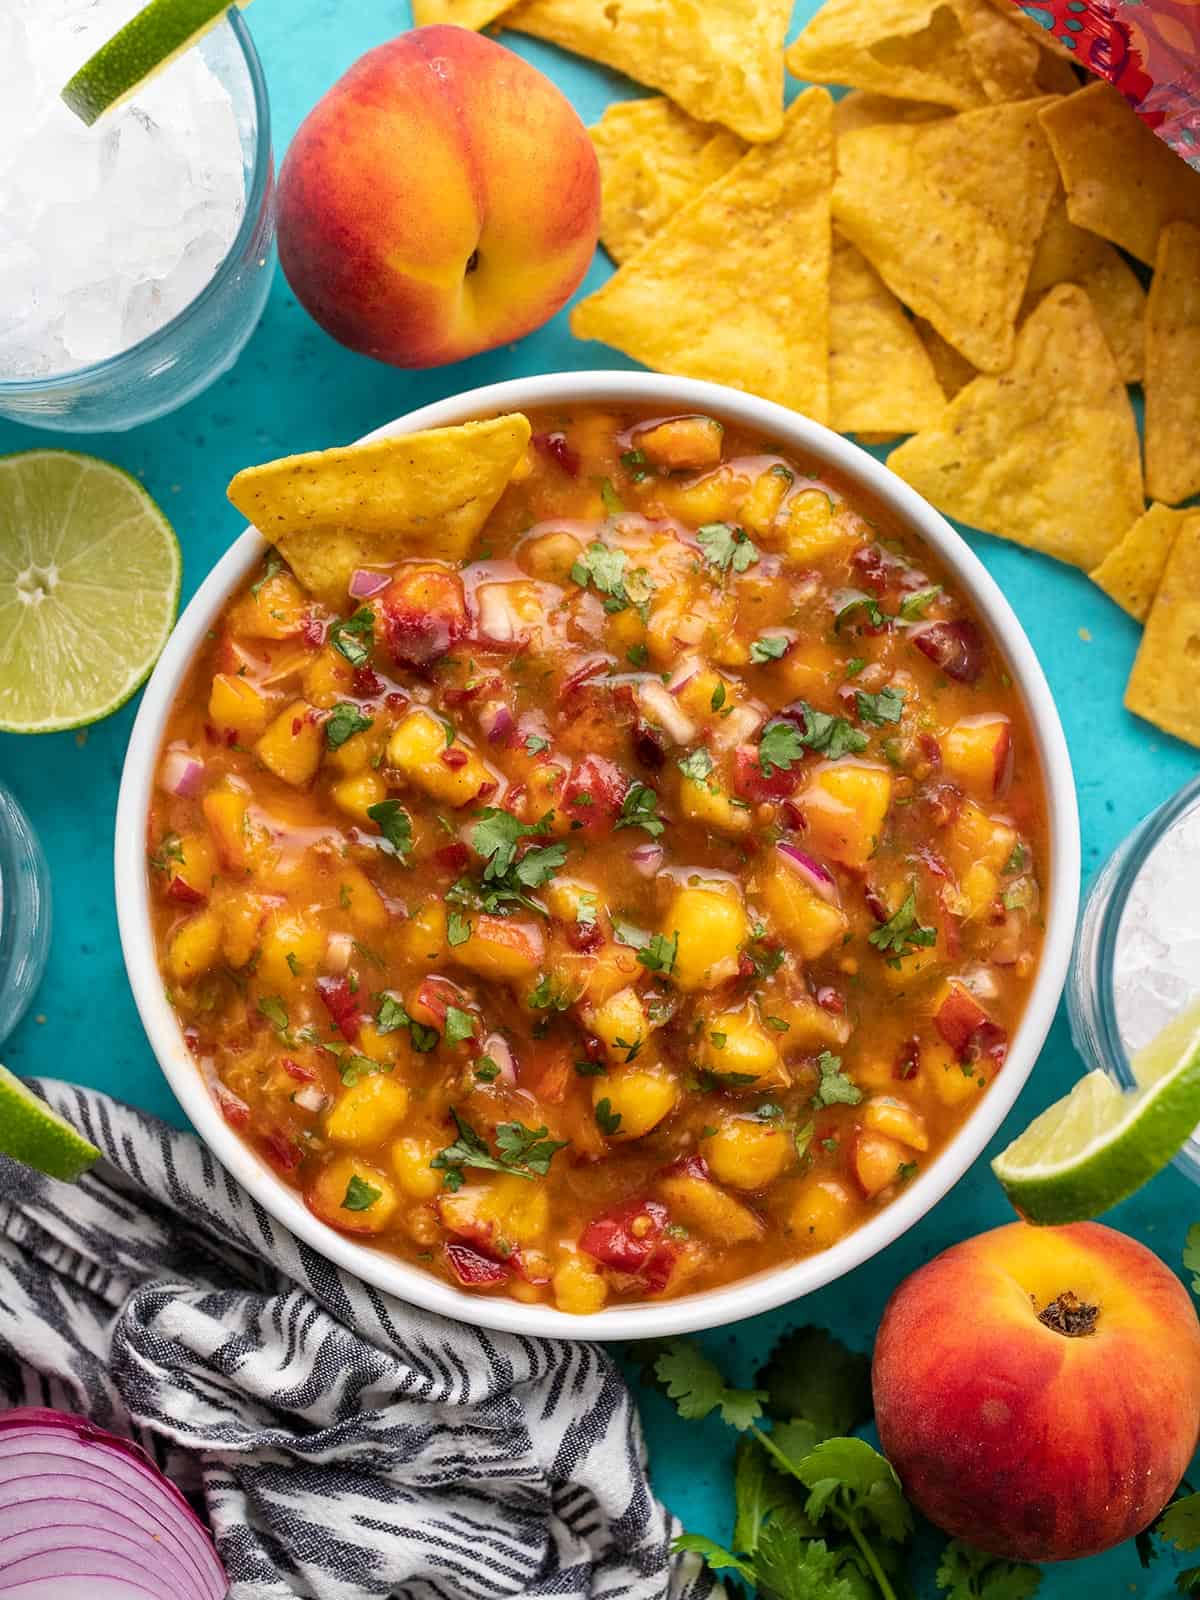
[[1113, 801, 1200, 1056]]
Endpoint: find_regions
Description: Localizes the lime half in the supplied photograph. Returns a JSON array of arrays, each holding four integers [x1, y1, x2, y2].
[[0, 451, 181, 734], [0, 1066, 100, 1182], [62, 0, 250, 127], [993, 1001, 1200, 1224]]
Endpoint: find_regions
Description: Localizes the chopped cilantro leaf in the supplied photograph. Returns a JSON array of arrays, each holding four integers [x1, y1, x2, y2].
[[367, 800, 412, 860], [898, 585, 942, 621], [653, 1340, 766, 1429], [376, 994, 409, 1034], [528, 972, 576, 1011], [444, 1005, 476, 1044], [525, 734, 551, 756], [626, 642, 649, 668], [338, 1054, 381, 1087], [257, 995, 289, 1036], [781, 703, 868, 762], [148, 831, 185, 872], [638, 931, 678, 975], [433, 1108, 567, 1188], [1003, 842, 1027, 875], [711, 681, 726, 712], [598, 477, 624, 516], [473, 807, 553, 880], [812, 1051, 863, 1108], [697, 522, 759, 576], [574, 1058, 608, 1077], [250, 549, 283, 597], [285, 952, 302, 977], [342, 1174, 382, 1211], [594, 1097, 623, 1136], [447, 911, 472, 946], [329, 606, 375, 667], [856, 685, 905, 726], [474, 1057, 501, 1083], [868, 888, 937, 958], [615, 782, 664, 838], [696, 1067, 760, 1090], [514, 840, 568, 889], [757, 720, 806, 776], [750, 635, 789, 664], [326, 703, 372, 749], [844, 657, 866, 678], [678, 748, 714, 782], [834, 594, 886, 632], [611, 917, 650, 949]]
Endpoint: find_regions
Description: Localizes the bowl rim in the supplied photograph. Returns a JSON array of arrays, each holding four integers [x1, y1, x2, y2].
[[115, 370, 1080, 1341], [0, 8, 272, 399]]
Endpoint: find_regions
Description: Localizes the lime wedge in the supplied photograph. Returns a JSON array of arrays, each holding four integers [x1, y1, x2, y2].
[[993, 1001, 1200, 1223], [61, 0, 250, 127], [0, 1065, 100, 1182], [0, 451, 181, 734]]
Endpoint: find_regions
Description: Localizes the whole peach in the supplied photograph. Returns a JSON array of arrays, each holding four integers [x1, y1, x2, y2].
[[277, 26, 600, 367], [873, 1221, 1200, 1562]]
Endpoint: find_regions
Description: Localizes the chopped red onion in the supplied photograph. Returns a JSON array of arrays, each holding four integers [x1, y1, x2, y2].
[[776, 843, 839, 904], [629, 842, 664, 877], [711, 703, 764, 750], [665, 656, 702, 695], [0, 1409, 227, 1600], [478, 700, 516, 743], [160, 747, 204, 798], [292, 1084, 330, 1114], [324, 931, 354, 973], [348, 568, 390, 599], [481, 1032, 517, 1084], [912, 619, 985, 684], [476, 584, 528, 646], [636, 680, 697, 746]]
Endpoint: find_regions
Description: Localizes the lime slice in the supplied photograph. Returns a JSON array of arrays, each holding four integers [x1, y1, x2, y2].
[[993, 1001, 1200, 1223], [0, 1065, 100, 1182], [61, 0, 250, 127], [0, 451, 181, 734]]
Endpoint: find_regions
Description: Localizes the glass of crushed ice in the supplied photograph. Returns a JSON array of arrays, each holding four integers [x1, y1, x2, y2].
[[0, 783, 51, 1048], [1069, 775, 1200, 1183], [0, 0, 275, 432]]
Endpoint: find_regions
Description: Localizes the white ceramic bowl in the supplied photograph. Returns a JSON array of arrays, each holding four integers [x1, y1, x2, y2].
[[116, 372, 1080, 1341]]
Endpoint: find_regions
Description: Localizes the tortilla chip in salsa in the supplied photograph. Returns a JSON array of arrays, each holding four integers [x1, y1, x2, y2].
[[1125, 512, 1200, 750], [227, 415, 533, 607], [1145, 221, 1200, 507], [1091, 504, 1190, 625], [833, 97, 1059, 372], [571, 88, 835, 422], [505, 0, 790, 143], [887, 285, 1143, 571]]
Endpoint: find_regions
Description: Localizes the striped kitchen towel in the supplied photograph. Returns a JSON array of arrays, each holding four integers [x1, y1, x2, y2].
[[0, 1079, 715, 1600]]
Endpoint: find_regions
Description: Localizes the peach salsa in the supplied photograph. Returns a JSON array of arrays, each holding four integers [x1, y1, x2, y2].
[[148, 405, 1047, 1313]]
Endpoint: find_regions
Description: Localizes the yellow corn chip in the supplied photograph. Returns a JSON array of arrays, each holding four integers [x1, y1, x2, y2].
[[411, 0, 511, 26], [1091, 504, 1189, 623], [590, 98, 745, 265], [505, 0, 789, 142], [1145, 221, 1200, 507], [227, 415, 532, 608], [887, 285, 1144, 570], [914, 317, 977, 397], [1040, 82, 1200, 265], [571, 89, 835, 422], [786, 0, 986, 109], [834, 97, 1059, 372], [982, 0, 1079, 61], [1126, 512, 1200, 749], [1021, 193, 1146, 382], [830, 235, 946, 434], [832, 90, 948, 140], [953, 0, 1042, 102]]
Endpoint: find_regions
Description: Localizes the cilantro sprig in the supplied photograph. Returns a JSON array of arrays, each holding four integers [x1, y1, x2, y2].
[[615, 782, 664, 838], [457, 807, 568, 914], [698, 522, 759, 576], [868, 888, 937, 961], [432, 1108, 567, 1192], [757, 706, 867, 775], [570, 540, 654, 618], [329, 606, 375, 667]]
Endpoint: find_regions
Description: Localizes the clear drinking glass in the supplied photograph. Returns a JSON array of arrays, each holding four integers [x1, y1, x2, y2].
[[0, 11, 275, 434], [1067, 775, 1200, 1185], [0, 784, 51, 1048]]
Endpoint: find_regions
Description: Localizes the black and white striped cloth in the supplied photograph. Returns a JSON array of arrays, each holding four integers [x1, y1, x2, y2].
[[0, 1079, 716, 1600]]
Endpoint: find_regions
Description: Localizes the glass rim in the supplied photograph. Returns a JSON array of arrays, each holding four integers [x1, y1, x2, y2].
[[1093, 772, 1200, 1090], [0, 7, 273, 398]]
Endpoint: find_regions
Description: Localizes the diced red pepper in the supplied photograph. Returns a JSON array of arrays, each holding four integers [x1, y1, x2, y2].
[[280, 1056, 316, 1083], [166, 875, 206, 907], [261, 1128, 303, 1172], [733, 744, 799, 802], [895, 1037, 920, 1081], [532, 431, 581, 476], [300, 613, 327, 649], [352, 666, 383, 699], [445, 1241, 510, 1287], [579, 1196, 670, 1274], [316, 975, 362, 1043], [562, 754, 629, 833], [435, 841, 470, 872]]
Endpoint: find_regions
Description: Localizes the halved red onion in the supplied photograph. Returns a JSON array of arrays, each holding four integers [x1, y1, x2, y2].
[[477, 700, 516, 743], [159, 747, 204, 798], [0, 1409, 227, 1600], [629, 842, 664, 877], [348, 568, 390, 600], [776, 843, 838, 904], [481, 1032, 517, 1084], [665, 656, 702, 695], [636, 680, 697, 746], [324, 931, 354, 973]]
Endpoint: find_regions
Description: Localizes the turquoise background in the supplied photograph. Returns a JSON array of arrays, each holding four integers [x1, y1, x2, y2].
[[2, 2, 1199, 1592]]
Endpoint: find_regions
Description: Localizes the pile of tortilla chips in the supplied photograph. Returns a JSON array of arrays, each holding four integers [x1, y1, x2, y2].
[[414, 0, 1200, 748]]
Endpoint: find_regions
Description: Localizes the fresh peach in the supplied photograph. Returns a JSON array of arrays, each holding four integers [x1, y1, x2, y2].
[[942, 714, 1013, 798], [277, 26, 600, 367], [873, 1221, 1200, 1562]]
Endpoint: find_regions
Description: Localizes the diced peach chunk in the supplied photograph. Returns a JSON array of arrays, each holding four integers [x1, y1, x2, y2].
[[208, 673, 272, 739], [786, 1177, 853, 1249], [332, 771, 387, 824], [325, 1076, 410, 1148], [657, 1172, 763, 1243], [698, 1005, 783, 1085], [453, 915, 544, 982], [307, 1155, 398, 1235], [553, 1251, 609, 1314], [332, 864, 388, 931], [398, 903, 448, 963], [583, 986, 648, 1064], [386, 710, 493, 808], [757, 860, 848, 960], [739, 464, 793, 535], [942, 715, 1012, 798], [593, 1067, 679, 1140], [219, 889, 269, 968], [637, 416, 724, 471], [799, 761, 892, 868], [392, 1137, 442, 1200], [167, 910, 222, 983], [862, 1095, 928, 1151], [679, 775, 751, 835], [763, 995, 850, 1051], [258, 910, 324, 990], [663, 881, 748, 990], [302, 647, 355, 710], [948, 801, 1017, 872], [704, 1118, 792, 1190], [855, 1131, 908, 1197], [227, 571, 310, 639], [780, 491, 861, 563], [255, 700, 323, 787]]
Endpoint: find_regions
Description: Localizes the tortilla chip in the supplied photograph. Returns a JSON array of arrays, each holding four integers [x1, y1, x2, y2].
[[914, 317, 977, 397], [953, 0, 1042, 102], [786, 0, 986, 109], [1021, 193, 1146, 382], [1040, 82, 1200, 266], [590, 98, 745, 265], [832, 91, 948, 141], [571, 89, 835, 422], [887, 285, 1144, 570], [505, 0, 789, 142], [833, 97, 1059, 372], [1145, 221, 1200, 507], [1090, 504, 1189, 623], [1126, 512, 1200, 749], [227, 415, 533, 607], [830, 235, 946, 434], [981, 0, 1079, 61], [411, 0, 511, 26]]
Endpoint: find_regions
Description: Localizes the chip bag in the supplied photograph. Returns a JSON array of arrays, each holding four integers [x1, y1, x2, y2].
[[227, 415, 532, 607], [887, 285, 1143, 571]]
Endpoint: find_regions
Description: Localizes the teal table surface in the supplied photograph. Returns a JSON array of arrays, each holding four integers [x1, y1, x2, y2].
[[2, 4, 1198, 1593]]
